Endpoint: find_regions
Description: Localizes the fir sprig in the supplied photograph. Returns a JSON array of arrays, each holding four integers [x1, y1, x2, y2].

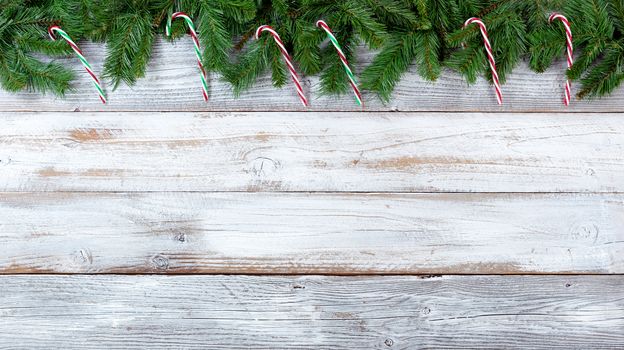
[[564, 0, 624, 98], [223, 36, 271, 95], [361, 0, 456, 101], [360, 32, 421, 102], [104, 10, 155, 88], [0, 0, 73, 95]]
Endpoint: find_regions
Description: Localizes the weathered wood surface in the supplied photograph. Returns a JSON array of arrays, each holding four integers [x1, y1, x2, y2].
[[0, 275, 622, 349], [1, 37, 621, 349], [2, 111, 622, 192], [1, 192, 622, 274], [2, 39, 623, 112]]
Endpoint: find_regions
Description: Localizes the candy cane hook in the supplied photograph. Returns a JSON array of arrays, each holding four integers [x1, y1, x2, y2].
[[549, 13, 574, 106], [166, 12, 209, 101], [316, 20, 363, 106], [48, 25, 106, 104], [463, 18, 502, 105], [255, 25, 308, 107]]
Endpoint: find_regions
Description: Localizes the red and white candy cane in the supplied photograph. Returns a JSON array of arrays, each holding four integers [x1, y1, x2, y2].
[[463, 18, 502, 105], [255, 25, 308, 107], [316, 20, 362, 106], [549, 13, 574, 106], [48, 25, 106, 104], [166, 12, 209, 101]]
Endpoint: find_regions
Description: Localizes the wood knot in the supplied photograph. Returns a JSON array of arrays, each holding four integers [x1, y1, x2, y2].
[[0, 155, 11, 167], [570, 223, 599, 242], [248, 157, 280, 177], [174, 232, 186, 242], [384, 338, 394, 347], [74, 248, 93, 265], [151, 255, 169, 270], [422, 306, 431, 315]]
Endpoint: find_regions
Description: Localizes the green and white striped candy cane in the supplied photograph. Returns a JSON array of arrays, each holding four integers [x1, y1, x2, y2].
[[166, 12, 209, 101], [316, 20, 362, 106], [48, 25, 106, 104]]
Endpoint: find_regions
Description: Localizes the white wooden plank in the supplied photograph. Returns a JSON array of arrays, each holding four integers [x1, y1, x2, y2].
[[1, 192, 621, 274], [3, 39, 624, 112], [1, 112, 622, 192], [0, 275, 622, 348]]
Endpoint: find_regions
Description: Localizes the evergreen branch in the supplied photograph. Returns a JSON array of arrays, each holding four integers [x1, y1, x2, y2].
[[445, 42, 488, 84], [198, 4, 231, 72], [360, 31, 419, 102], [337, 0, 387, 48], [294, 24, 323, 75], [356, 0, 418, 29], [528, 27, 566, 73], [270, 41, 288, 88], [458, 0, 487, 19], [103, 11, 154, 89], [414, 29, 441, 81], [577, 43, 624, 98], [427, 0, 462, 35], [15, 32, 72, 56], [217, 0, 256, 23], [608, 0, 624, 32], [487, 10, 527, 83], [568, 38, 608, 80], [17, 51, 74, 95], [50, 0, 94, 38], [223, 37, 270, 95], [0, 50, 28, 92], [446, 22, 480, 47]]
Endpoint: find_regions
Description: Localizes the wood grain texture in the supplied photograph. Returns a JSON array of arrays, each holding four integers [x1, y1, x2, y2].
[[2, 33, 620, 350], [3, 39, 624, 112], [1, 112, 623, 192], [1, 192, 622, 274], [0, 275, 622, 349]]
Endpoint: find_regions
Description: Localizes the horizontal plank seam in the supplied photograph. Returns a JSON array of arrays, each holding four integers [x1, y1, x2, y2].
[[7, 110, 624, 114], [2, 273, 623, 277], [0, 191, 622, 194]]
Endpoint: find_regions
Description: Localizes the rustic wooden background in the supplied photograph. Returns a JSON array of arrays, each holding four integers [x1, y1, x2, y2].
[[1, 39, 623, 348]]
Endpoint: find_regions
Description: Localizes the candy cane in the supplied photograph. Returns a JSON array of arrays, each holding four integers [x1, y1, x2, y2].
[[166, 12, 209, 101], [255, 25, 308, 107], [463, 18, 502, 105], [549, 13, 574, 106], [316, 20, 363, 106], [48, 25, 106, 104]]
